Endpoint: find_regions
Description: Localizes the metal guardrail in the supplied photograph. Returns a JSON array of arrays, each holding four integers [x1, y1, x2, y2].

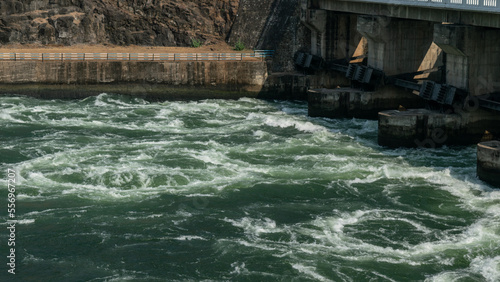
[[334, 0, 500, 12], [0, 51, 275, 62]]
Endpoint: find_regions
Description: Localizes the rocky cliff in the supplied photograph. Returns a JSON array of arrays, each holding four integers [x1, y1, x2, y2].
[[0, 0, 239, 46]]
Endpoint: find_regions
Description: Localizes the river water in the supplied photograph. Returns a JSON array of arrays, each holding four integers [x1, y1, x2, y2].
[[0, 94, 499, 281]]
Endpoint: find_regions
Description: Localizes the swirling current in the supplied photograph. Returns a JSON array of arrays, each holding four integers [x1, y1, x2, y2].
[[0, 94, 499, 281]]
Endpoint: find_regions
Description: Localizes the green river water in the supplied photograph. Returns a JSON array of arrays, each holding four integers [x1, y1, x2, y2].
[[0, 94, 499, 281]]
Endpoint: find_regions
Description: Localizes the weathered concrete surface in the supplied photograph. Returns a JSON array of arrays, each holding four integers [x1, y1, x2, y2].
[[264, 71, 349, 100], [308, 86, 424, 119], [300, 7, 364, 62], [304, 9, 328, 57], [0, 61, 268, 100], [378, 109, 500, 148], [434, 24, 500, 96], [323, 12, 363, 62], [0, 83, 263, 100], [414, 42, 443, 82], [0, 61, 266, 86], [477, 141, 500, 187], [243, 70, 356, 100], [357, 16, 435, 76], [0, 61, 347, 100]]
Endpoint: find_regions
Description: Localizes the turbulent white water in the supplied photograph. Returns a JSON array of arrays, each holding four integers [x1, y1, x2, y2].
[[0, 94, 499, 281]]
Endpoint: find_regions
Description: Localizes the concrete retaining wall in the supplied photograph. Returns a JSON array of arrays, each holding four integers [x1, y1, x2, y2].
[[0, 61, 269, 100], [0, 60, 349, 100], [0, 61, 267, 86]]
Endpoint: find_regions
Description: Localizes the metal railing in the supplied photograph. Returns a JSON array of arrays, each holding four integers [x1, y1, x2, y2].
[[331, 0, 500, 12], [0, 51, 275, 62]]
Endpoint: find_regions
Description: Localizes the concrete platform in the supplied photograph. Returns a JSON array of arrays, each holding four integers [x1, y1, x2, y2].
[[477, 141, 500, 188], [308, 86, 423, 119], [378, 108, 500, 148]]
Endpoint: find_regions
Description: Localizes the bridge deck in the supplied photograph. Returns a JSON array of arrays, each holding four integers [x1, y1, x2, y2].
[[330, 0, 500, 13], [317, 0, 500, 27]]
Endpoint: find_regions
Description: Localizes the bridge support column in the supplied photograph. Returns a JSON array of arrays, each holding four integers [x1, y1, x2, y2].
[[300, 5, 362, 60], [477, 141, 500, 188], [357, 16, 435, 76], [300, 4, 327, 57]]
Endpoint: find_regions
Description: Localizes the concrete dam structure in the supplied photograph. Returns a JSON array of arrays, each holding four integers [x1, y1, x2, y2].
[[298, 0, 500, 186], [296, 0, 500, 140]]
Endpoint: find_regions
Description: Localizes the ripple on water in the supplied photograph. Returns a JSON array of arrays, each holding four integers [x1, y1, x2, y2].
[[1, 94, 499, 281]]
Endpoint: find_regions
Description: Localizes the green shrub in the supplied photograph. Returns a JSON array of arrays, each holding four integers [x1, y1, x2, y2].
[[191, 38, 202, 48], [233, 39, 245, 51]]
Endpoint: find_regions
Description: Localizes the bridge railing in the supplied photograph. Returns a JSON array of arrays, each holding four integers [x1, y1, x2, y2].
[[335, 0, 500, 12], [0, 51, 275, 62]]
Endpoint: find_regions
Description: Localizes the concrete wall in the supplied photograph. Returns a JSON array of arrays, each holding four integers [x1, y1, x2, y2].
[[300, 8, 364, 62], [323, 12, 362, 62], [0, 61, 266, 86], [378, 109, 500, 147], [0, 61, 270, 100], [357, 16, 435, 76], [264, 70, 352, 100], [308, 86, 424, 119], [0, 60, 341, 100], [434, 24, 500, 96]]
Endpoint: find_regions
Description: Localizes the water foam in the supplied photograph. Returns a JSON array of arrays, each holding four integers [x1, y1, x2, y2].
[[262, 115, 327, 133], [292, 264, 333, 282], [3, 96, 499, 281], [470, 256, 500, 282]]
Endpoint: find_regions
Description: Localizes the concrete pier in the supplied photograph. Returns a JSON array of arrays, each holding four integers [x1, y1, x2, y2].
[[308, 86, 423, 119], [433, 24, 500, 96], [477, 141, 500, 187], [378, 109, 500, 148], [357, 16, 435, 76]]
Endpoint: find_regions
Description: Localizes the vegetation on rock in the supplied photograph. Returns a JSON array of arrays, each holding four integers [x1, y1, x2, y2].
[[233, 39, 245, 51]]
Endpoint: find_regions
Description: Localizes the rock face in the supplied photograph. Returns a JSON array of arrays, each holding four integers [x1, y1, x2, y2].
[[228, 0, 305, 72], [0, 0, 239, 46]]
